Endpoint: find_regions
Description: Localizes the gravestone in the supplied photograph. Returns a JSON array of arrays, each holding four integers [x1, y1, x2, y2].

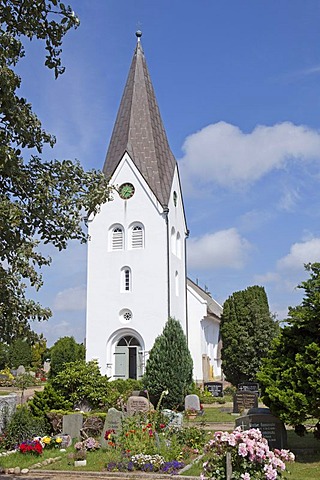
[[238, 382, 259, 394], [62, 413, 83, 440], [233, 391, 258, 414], [43, 361, 50, 373], [127, 395, 152, 415], [0, 393, 17, 434], [101, 408, 123, 447], [204, 381, 223, 397], [184, 394, 201, 412], [16, 365, 26, 376], [235, 408, 287, 450], [162, 409, 183, 429]]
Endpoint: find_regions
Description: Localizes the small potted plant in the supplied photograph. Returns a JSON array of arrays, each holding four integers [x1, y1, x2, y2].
[[185, 408, 197, 420], [74, 442, 87, 467]]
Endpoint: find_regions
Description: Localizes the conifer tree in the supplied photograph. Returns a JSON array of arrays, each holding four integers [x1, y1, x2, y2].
[[143, 318, 193, 409], [258, 263, 320, 438], [221, 285, 279, 386]]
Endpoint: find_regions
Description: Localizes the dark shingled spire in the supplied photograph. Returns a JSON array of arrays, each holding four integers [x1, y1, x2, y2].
[[103, 33, 176, 207]]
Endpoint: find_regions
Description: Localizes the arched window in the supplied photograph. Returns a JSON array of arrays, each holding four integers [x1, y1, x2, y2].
[[176, 232, 181, 258], [121, 266, 131, 292], [130, 223, 144, 249], [110, 225, 124, 250], [171, 227, 176, 255]]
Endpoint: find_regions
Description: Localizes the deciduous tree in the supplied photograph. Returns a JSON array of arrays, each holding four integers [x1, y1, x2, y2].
[[258, 263, 320, 438], [0, 1, 111, 343], [220, 285, 279, 386], [49, 336, 85, 377]]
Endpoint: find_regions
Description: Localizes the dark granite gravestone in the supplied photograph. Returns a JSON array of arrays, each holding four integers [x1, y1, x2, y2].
[[235, 408, 287, 450], [233, 391, 258, 413], [204, 381, 224, 397], [238, 382, 260, 394]]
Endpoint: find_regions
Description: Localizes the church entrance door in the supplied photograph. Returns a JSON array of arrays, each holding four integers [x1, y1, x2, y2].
[[114, 335, 143, 379]]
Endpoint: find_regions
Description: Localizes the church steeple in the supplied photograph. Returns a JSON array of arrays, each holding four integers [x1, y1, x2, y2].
[[103, 32, 176, 207]]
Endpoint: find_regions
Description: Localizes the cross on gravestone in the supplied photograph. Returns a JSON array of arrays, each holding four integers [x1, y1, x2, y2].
[[62, 413, 83, 440], [101, 408, 123, 447], [238, 382, 259, 394], [235, 408, 287, 450], [184, 394, 201, 412]]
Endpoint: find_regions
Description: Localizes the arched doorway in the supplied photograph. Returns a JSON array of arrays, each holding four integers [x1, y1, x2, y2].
[[114, 335, 143, 379]]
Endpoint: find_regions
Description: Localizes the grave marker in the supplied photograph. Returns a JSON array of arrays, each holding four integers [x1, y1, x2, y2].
[[62, 413, 83, 440], [185, 394, 201, 412], [233, 391, 258, 414], [204, 381, 223, 397], [127, 395, 151, 415], [235, 408, 287, 449], [101, 408, 123, 447]]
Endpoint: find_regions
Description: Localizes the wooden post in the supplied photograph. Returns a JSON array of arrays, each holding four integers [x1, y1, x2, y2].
[[226, 452, 232, 480]]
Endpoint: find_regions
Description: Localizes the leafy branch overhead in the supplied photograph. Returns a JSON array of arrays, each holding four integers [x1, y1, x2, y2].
[[0, 0, 112, 344]]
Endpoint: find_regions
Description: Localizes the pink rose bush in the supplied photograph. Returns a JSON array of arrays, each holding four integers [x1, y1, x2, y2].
[[201, 427, 294, 480]]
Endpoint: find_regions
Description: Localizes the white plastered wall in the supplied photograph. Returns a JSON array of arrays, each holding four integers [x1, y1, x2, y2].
[[86, 153, 170, 375]]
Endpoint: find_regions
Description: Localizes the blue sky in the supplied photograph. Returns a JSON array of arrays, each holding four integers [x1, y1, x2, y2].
[[18, 1, 320, 345]]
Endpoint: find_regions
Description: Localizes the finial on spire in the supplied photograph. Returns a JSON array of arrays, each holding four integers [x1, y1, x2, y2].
[[136, 30, 142, 42]]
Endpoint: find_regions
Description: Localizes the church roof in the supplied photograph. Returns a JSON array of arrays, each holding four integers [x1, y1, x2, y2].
[[103, 33, 176, 207], [187, 278, 223, 320]]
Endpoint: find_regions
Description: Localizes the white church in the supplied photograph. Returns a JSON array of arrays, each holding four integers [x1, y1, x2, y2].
[[85, 32, 222, 384]]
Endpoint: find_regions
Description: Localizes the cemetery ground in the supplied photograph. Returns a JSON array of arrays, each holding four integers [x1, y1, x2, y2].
[[0, 401, 319, 479]]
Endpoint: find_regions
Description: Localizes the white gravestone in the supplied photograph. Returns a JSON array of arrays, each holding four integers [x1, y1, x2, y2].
[[184, 394, 201, 412]]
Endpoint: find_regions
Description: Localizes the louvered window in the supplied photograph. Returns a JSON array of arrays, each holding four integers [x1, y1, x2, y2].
[[112, 227, 124, 250], [131, 225, 143, 249]]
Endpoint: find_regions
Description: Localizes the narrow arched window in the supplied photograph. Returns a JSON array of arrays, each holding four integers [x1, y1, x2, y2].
[[130, 223, 144, 249], [121, 266, 131, 292], [111, 226, 124, 250]]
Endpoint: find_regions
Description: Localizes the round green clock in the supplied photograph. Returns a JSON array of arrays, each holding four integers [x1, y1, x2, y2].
[[119, 182, 135, 199]]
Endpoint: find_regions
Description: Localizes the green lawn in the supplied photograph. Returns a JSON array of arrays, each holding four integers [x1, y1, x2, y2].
[[191, 407, 236, 423]]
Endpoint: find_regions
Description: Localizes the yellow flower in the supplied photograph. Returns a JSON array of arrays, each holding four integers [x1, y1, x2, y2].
[[55, 437, 63, 444], [42, 436, 51, 444]]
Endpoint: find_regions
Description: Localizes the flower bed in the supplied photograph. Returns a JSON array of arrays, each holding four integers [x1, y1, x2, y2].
[[202, 427, 295, 480]]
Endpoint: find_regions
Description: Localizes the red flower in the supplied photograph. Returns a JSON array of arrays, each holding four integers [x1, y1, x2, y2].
[[19, 440, 43, 455], [104, 429, 115, 440], [159, 423, 166, 429]]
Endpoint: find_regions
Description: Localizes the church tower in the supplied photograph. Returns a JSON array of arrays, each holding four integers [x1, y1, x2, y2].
[[86, 32, 188, 379]]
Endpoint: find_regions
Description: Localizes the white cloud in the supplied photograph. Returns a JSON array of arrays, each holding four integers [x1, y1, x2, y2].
[[53, 285, 87, 311], [277, 187, 300, 211], [188, 228, 251, 270], [254, 272, 281, 284], [180, 121, 320, 188], [277, 237, 320, 271]]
